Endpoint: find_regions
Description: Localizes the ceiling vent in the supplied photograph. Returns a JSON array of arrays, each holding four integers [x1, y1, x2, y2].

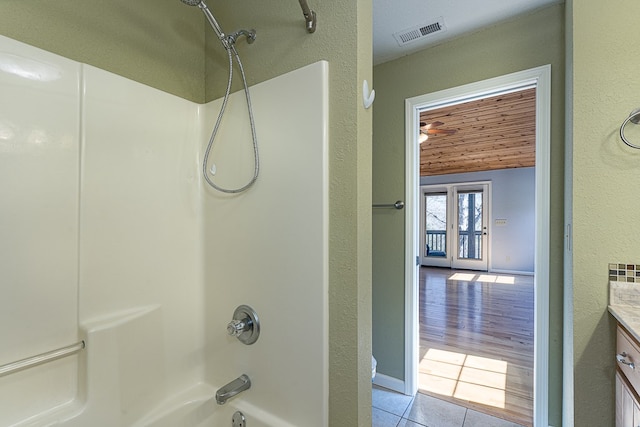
[[393, 17, 447, 46]]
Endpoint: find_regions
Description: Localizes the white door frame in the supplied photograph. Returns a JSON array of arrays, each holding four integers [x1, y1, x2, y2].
[[403, 65, 551, 426]]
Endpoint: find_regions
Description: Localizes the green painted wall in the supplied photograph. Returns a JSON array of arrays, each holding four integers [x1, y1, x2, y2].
[[0, 1, 374, 425], [570, 0, 640, 425], [372, 4, 565, 425], [0, 0, 206, 103]]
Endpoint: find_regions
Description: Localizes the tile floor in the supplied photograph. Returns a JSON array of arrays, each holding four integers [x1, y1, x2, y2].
[[372, 385, 525, 427]]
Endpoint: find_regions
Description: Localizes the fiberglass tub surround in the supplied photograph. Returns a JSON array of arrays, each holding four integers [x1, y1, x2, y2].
[[0, 33, 328, 427], [0, 35, 82, 424]]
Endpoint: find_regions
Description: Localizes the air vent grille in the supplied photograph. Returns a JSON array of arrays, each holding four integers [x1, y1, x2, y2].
[[393, 17, 447, 46], [421, 22, 442, 35]]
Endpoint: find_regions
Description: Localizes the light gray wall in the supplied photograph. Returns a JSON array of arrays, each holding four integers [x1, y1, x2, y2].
[[421, 167, 535, 273]]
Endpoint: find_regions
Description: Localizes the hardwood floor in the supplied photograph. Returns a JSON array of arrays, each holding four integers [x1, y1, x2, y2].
[[418, 267, 534, 427]]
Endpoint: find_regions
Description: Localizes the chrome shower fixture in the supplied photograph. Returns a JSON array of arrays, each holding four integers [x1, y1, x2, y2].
[[298, 0, 317, 33], [228, 29, 256, 46], [227, 305, 260, 345], [180, 0, 256, 49], [216, 374, 251, 405], [180, 0, 260, 193]]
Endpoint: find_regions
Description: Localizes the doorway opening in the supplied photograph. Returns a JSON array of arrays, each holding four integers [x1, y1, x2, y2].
[[404, 66, 550, 427]]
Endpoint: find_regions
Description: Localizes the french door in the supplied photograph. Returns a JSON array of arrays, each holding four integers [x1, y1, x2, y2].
[[420, 182, 489, 270]]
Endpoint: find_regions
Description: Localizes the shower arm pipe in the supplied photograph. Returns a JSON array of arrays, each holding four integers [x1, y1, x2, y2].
[[298, 0, 317, 33]]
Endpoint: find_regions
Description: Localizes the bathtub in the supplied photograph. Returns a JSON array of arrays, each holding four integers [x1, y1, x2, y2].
[[10, 308, 300, 427], [133, 383, 297, 427], [12, 383, 296, 427]]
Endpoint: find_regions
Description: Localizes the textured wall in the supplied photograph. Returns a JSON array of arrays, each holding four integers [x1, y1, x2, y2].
[[571, 1, 640, 425], [0, 0, 206, 103], [372, 4, 565, 425]]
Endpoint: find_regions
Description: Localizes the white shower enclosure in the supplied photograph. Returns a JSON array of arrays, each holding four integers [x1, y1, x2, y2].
[[0, 34, 328, 427]]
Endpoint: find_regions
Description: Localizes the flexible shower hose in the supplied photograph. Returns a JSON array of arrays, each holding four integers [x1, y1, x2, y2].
[[202, 43, 259, 193]]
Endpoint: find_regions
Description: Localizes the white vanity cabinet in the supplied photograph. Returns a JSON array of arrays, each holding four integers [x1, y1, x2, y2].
[[616, 324, 640, 427]]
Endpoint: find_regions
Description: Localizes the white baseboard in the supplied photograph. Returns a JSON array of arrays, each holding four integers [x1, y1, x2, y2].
[[489, 268, 535, 276], [372, 373, 408, 395]]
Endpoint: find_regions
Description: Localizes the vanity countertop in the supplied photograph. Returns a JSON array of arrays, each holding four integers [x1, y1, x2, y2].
[[609, 304, 640, 344]]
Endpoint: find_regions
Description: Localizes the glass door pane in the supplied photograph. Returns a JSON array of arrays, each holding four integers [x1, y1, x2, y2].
[[457, 191, 483, 260], [425, 193, 447, 259], [452, 184, 488, 271]]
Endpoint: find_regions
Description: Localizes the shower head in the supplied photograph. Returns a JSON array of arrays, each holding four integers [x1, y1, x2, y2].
[[180, 0, 202, 6]]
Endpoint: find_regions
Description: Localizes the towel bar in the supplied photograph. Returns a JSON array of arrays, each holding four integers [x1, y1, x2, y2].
[[373, 201, 404, 210]]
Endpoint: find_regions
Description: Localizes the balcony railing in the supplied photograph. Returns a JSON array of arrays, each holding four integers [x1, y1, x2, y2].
[[459, 231, 482, 259], [426, 230, 446, 257], [426, 230, 482, 259]]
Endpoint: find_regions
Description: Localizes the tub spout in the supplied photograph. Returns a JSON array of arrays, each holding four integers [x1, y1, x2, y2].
[[216, 374, 251, 405]]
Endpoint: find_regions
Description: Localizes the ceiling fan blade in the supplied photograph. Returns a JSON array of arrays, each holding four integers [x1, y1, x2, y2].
[[420, 120, 444, 129], [427, 128, 457, 135]]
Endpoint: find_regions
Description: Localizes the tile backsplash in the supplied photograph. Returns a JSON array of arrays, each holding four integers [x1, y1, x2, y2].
[[609, 263, 640, 283], [609, 263, 640, 306]]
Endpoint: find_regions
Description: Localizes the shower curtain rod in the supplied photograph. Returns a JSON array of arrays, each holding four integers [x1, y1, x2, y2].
[[298, 0, 317, 33]]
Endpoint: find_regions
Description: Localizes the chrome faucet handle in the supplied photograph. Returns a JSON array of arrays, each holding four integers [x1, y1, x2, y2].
[[227, 305, 260, 345], [227, 318, 250, 337]]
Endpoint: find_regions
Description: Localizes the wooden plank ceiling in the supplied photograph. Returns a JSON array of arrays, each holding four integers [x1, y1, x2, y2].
[[420, 87, 536, 176]]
